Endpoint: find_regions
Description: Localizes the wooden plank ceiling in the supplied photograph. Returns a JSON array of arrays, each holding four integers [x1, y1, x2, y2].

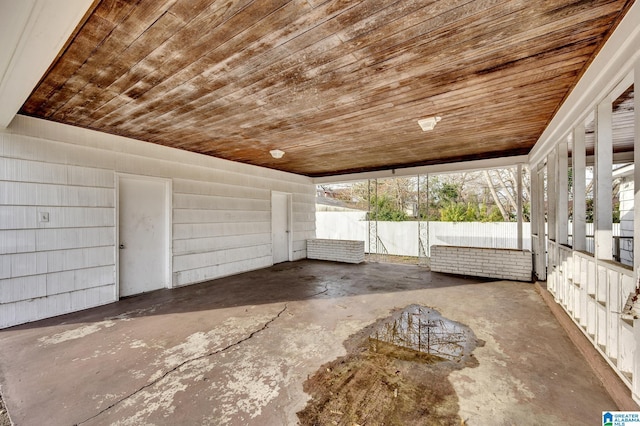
[[585, 85, 635, 157], [20, 0, 634, 177]]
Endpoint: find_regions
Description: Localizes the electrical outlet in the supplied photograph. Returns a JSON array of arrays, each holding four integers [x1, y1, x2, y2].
[[39, 212, 49, 223]]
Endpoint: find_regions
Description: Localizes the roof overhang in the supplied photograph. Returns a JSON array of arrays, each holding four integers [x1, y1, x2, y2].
[[528, 0, 640, 167]]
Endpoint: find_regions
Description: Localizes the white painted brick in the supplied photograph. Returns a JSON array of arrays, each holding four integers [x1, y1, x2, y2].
[[307, 239, 364, 264], [431, 245, 531, 282]]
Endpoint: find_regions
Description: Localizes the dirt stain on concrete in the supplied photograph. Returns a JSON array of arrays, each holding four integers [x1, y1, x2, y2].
[[0, 390, 9, 426], [298, 305, 483, 426]]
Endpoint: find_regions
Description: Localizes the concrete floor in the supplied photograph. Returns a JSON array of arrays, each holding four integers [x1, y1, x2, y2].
[[0, 260, 618, 425]]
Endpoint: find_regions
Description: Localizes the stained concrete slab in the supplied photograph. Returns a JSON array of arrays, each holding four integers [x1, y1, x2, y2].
[[0, 260, 619, 425]]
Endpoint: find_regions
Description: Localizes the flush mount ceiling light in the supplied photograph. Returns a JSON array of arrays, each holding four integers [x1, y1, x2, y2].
[[270, 149, 285, 159], [417, 116, 441, 131]]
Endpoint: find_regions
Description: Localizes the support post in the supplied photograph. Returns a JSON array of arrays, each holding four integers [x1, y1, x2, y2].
[[532, 163, 547, 280], [368, 179, 378, 259], [557, 139, 569, 246], [418, 174, 430, 266], [573, 123, 587, 251], [594, 100, 613, 261], [517, 164, 523, 250], [530, 162, 539, 276], [531, 163, 539, 239], [548, 148, 558, 242]]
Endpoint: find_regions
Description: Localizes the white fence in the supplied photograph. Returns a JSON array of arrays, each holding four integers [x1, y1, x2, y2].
[[316, 211, 531, 256]]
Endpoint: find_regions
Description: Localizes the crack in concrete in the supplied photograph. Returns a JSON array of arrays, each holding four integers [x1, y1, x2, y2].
[[75, 304, 288, 426], [310, 283, 329, 298]]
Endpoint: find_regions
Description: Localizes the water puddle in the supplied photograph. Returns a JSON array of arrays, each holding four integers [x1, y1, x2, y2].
[[369, 305, 476, 364], [299, 305, 482, 425]]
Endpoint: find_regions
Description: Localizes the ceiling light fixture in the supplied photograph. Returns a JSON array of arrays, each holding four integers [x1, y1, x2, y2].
[[270, 149, 285, 159], [417, 116, 441, 131]]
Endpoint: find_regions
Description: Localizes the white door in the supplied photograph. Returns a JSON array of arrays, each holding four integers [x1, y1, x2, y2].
[[272, 192, 290, 264], [118, 175, 169, 297]]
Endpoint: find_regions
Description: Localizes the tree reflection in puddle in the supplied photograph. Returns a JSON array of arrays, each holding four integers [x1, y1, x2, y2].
[[369, 305, 476, 363], [298, 304, 482, 425]]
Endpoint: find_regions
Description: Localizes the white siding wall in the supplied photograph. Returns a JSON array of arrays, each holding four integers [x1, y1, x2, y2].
[[0, 116, 315, 328]]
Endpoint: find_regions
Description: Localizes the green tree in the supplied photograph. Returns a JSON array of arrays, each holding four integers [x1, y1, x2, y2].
[[440, 203, 466, 222], [464, 203, 479, 221], [319, 166, 532, 223], [369, 195, 408, 221], [485, 205, 504, 222]]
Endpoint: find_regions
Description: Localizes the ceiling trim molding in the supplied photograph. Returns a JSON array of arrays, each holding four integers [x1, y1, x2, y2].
[[528, 0, 640, 167], [0, 0, 94, 128], [312, 155, 529, 184]]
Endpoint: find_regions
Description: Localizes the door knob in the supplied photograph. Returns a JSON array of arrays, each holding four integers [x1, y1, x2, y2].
[[119, 244, 125, 249]]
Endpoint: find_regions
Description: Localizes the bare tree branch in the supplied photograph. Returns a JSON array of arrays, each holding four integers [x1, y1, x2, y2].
[[483, 170, 509, 220], [495, 168, 519, 213]]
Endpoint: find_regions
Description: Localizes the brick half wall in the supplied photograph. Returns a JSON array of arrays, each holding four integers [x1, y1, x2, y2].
[[307, 239, 364, 264], [430, 245, 532, 282]]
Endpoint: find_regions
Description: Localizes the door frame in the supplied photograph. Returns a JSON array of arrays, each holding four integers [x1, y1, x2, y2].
[[271, 191, 293, 264], [115, 173, 173, 299]]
